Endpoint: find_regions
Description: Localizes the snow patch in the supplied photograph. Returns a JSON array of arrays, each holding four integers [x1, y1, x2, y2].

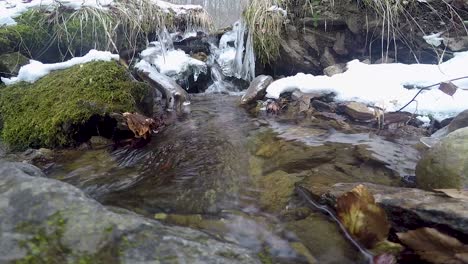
[[1, 50, 119, 85], [266, 52, 468, 120]]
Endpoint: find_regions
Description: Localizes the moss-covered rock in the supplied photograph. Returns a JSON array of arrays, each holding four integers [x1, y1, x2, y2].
[[416, 127, 468, 190], [0, 11, 50, 57], [0, 61, 152, 150], [0, 52, 29, 77]]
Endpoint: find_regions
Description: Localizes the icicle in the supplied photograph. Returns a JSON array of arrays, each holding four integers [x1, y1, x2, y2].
[[232, 19, 255, 82]]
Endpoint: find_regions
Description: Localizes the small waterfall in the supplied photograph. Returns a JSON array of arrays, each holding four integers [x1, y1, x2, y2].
[[205, 63, 236, 93]]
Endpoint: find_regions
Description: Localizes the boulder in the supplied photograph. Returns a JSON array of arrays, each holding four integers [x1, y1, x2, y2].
[[416, 127, 468, 190], [0, 61, 153, 150], [240, 75, 273, 105], [308, 182, 468, 236], [420, 109, 468, 147], [0, 161, 260, 263]]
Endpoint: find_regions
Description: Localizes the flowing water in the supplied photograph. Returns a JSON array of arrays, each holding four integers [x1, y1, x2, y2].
[[47, 94, 421, 263]]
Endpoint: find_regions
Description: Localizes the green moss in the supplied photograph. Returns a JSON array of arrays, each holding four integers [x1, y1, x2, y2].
[[16, 212, 119, 264], [0, 10, 50, 56], [0, 61, 150, 150]]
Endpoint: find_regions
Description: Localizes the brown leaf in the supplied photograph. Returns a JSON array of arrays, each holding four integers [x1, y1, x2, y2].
[[439, 82, 459, 96], [397, 228, 468, 264], [336, 184, 391, 249], [123, 112, 157, 139]]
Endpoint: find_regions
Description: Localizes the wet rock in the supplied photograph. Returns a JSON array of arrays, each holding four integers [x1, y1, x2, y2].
[[257, 170, 302, 212], [314, 182, 468, 236], [89, 136, 114, 149], [323, 64, 345, 76], [311, 100, 337, 112], [240, 75, 273, 105], [19, 148, 54, 169], [421, 109, 468, 147], [416, 127, 468, 190], [191, 51, 208, 62], [0, 160, 44, 178], [342, 102, 375, 121], [0, 161, 260, 263], [0, 52, 29, 78], [443, 36, 468, 52]]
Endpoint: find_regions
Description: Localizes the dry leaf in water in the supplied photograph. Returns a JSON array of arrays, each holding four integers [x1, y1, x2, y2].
[[397, 228, 468, 264], [439, 82, 458, 96], [123, 112, 157, 139], [336, 184, 391, 249]]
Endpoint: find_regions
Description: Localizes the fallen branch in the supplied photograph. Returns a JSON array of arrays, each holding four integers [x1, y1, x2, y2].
[[397, 76, 468, 112]]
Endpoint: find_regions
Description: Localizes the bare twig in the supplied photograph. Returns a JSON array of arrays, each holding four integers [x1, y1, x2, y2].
[[397, 76, 468, 112]]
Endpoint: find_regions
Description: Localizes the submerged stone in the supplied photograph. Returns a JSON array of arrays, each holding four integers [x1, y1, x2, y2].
[[416, 127, 468, 190]]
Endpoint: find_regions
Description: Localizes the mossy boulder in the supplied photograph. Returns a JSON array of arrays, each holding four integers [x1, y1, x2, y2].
[[0, 61, 152, 150], [0, 11, 50, 57], [0, 52, 29, 78], [416, 127, 468, 190]]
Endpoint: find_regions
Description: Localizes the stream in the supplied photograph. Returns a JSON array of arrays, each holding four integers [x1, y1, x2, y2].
[[46, 94, 421, 263]]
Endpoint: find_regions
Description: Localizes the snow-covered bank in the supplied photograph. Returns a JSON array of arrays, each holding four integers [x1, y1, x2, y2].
[[266, 52, 468, 120], [0, 0, 113, 26], [0, 0, 204, 26], [1, 50, 119, 85]]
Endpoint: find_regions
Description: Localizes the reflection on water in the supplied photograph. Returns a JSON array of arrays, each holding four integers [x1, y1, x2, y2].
[[167, 0, 249, 28]]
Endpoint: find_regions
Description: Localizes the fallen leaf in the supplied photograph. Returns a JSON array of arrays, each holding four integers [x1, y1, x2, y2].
[[374, 253, 397, 264], [123, 112, 157, 139], [397, 228, 468, 264], [434, 189, 468, 200], [336, 184, 391, 249], [439, 82, 458, 96]]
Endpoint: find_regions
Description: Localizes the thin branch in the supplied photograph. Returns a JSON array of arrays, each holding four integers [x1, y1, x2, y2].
[[397, 76, 468, 112]]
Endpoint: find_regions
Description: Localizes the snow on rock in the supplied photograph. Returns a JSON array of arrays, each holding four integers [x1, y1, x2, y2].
[[1, 50, 119, 85], [140, 48, 207, 82], [266, 52, 468, 120]]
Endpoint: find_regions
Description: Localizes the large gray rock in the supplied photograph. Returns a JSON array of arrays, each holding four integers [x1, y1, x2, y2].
[[420, 109, 468, 147], [240, 75, 273, 105], [315, 182, 468, 236], [416, 127, 468, 190], [0, 161, 260, 263]]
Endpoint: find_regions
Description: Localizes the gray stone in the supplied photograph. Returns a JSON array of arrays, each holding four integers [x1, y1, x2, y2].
[[416, 127, 468, 190], [240, 75, 273, 105], [343, 101, 375, 121], [0, 161, 260, 263], [420, 109, 468, 147], [315, 182, 468, 236], [323, 64, 345, 76], [443, 36, 468, 51]]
